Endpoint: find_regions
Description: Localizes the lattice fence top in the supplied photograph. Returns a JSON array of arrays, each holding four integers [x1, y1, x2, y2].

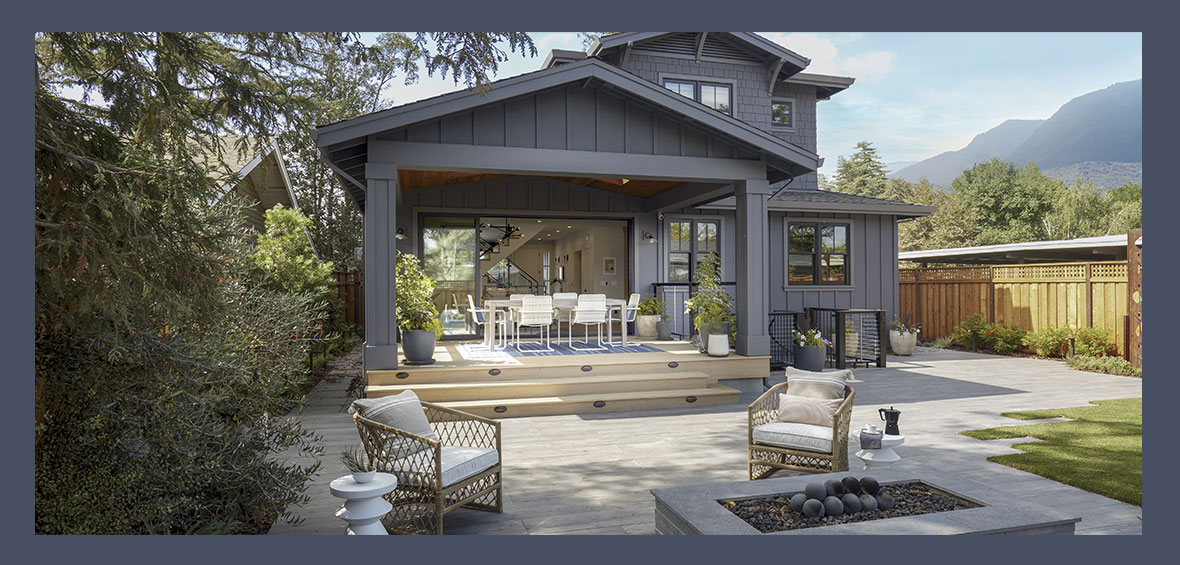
[[902, 261, 1128, 284]]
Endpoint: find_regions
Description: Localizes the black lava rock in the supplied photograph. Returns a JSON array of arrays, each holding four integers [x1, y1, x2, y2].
[[789, 493, 808, 512], [804, 482, 827, 501], [822, 496, 844, 517], [860, 493, 879, 511], [861, 476, 880, 495], [802, 498, 825, 518], [876, 492, 895, 510], [824, 479, 845, 497], [841, 493, 862, 513], [841, 476, 861, 495]]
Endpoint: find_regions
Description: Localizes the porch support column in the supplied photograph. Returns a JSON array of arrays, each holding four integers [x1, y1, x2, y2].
[[363, 170, 400, 371], [735, 178, 770, 356]]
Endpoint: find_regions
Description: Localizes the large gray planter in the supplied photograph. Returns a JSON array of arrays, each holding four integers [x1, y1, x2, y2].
[[793, 344, 825, 372], [402, 329, 437, 364], [889, 329, 919, 356], [636, 315, 660, 338], [656, 321, 673, 341]]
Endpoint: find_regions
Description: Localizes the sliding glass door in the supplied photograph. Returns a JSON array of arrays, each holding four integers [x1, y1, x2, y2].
[[421, 217, 477, 337]]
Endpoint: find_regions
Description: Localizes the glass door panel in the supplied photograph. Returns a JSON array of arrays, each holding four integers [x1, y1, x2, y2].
[[421, 217, 477, 337]]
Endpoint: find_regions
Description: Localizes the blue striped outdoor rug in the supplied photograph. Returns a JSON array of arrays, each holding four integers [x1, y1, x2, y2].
[[457, 341, 664, 359]]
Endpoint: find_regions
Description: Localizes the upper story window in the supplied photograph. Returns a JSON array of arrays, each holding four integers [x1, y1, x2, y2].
[[787, 222, 849, 285], [662, 79, 732, 115], [771, 99, 794, 128]]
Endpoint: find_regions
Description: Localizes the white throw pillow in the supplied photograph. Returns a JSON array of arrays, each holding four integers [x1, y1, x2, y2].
[[784, 367, 851, 400], [350, 390, 439, 454], [775, 394, 843, 427]]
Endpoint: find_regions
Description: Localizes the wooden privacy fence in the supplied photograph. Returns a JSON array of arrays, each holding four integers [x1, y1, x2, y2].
[[900, 261, 1133, 357], [335, 271, 364, 330]]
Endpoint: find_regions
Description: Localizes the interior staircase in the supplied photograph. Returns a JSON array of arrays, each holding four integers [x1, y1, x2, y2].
[[365, 355, 767, 418]]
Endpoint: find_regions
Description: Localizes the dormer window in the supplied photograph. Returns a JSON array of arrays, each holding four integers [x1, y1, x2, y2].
[[662, 79, 732, 115]]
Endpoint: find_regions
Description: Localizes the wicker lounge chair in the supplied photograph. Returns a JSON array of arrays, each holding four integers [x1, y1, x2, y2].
[[353, 400, 502, 534], [747, 381, 854, 479]]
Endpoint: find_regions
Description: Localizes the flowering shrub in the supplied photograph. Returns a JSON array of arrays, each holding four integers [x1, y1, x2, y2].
[[1022, 327, 1073, 357], [794, 328, 832, 348], [1073, 327, 1115, 357], [990, 325, 1027, 355], [951, 313, 993, 350]]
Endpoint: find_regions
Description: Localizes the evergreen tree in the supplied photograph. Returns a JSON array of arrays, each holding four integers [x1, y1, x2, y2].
[[833, 141, 890, 198]]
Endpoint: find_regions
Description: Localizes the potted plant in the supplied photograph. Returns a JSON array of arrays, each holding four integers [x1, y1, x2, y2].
[[656, 308, 674, 341], [683, 251, 733, 355], [792, 315, 830, 371], [341, 444, 376, 484], [635, 294, 665, 338], [396, 251, 443, 364], [889, 312, 921, 356]]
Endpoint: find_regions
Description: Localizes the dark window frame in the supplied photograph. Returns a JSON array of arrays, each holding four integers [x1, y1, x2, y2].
[[667, 217, 722, 282], [786, 220, 851, 286], [662, 78, 733, 116], [771, 98, 794, 128]]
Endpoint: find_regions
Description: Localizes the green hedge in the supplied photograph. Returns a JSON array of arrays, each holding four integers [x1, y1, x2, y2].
[[1066, 355, 1142, 377]]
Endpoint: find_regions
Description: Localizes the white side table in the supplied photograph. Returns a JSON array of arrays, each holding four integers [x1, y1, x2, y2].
[[850, 431, 905, 469], [329, 473, 397, 535]]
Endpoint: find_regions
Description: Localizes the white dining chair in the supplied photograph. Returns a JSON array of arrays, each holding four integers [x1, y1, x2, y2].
[[552, 292, 578, 342], [515, 295, 555, 351], [506, 294, 532, 342], [606, 293, 641, 347], [569, 294, 608, 350], [468, 294, 507, 350]]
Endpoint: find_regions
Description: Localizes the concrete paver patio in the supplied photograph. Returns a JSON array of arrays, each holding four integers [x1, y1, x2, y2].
[[269, 346, 1142, 535]]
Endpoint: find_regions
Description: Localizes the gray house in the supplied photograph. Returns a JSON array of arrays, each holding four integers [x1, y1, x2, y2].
[[313, 32, 933, 372]]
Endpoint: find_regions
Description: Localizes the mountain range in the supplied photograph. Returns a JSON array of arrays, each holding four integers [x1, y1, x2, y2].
[[890, 79, 1142, 189]]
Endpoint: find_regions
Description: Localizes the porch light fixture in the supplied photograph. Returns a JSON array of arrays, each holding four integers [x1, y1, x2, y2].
[[643, 230, 658, 244], [395, 227, 407, 240]]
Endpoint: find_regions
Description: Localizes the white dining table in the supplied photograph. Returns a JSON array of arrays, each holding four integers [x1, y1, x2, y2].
[[483, 296, 629, 349]]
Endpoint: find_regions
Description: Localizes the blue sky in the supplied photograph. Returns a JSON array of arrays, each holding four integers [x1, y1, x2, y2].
[[374, 32, 1142, 176]]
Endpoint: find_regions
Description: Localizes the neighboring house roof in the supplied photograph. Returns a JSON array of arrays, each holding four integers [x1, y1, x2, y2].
[[541, 49, 588, 68], [217, 141, 320, 258], [898, 234, 1141, 264], [587, 32, 811, 78], [314, 57, 821, 205], [700, 189, 936, 218]]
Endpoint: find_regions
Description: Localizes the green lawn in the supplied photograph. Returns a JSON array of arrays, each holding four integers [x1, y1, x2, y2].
[[960, 398, 1141, 506]]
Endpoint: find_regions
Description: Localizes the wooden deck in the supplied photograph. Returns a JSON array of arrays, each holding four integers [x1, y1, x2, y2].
[[365, 338, 769, 418]]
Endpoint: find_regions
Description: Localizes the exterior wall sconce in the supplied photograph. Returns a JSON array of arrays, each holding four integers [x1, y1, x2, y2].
[[395, 227, 407, 240], [643, 230, 657, 244]]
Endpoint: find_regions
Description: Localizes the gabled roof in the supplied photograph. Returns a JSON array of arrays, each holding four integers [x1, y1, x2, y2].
[[588, 32, 810, 76], [314, 57, 820, 200]]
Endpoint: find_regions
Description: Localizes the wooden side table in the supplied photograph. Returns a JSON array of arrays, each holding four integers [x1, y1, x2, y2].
[[329, 473, 397, 535]]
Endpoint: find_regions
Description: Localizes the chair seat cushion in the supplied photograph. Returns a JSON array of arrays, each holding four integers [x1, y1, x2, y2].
[[391, 446, 500, 488], [752, 422, 833, 454]]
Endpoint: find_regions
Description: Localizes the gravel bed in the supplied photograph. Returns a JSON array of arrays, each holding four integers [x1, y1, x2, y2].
[[721, 481, 981, 533]]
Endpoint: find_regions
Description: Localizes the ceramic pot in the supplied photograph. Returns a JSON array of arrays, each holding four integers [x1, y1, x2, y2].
[[889, 329, 919, 356], [793, 344, 825, 372], [403, 329, 437, 364], [351, 470, 376, 484], [698, 323, 731, 353], [707, 334, 730, 357], [656, 321, 673, 341], [636, 315, 660, 338]]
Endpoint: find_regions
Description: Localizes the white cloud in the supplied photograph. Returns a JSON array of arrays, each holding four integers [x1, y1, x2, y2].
[[759, 32, 896, 81], [534, 32, 580, 52]]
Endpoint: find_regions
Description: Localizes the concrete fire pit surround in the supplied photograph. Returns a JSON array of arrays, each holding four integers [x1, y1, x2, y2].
[[652, 466, 1081, 535]]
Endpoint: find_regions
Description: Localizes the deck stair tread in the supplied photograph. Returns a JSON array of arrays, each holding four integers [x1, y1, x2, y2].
[[363, 372, 703, 403], [366, 355, 768, 386], [432, 384, 741, 418]]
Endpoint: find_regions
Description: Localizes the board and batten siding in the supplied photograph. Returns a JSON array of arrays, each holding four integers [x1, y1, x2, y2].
[[768, 211, 900, 319], [375, 83, 761, 162]]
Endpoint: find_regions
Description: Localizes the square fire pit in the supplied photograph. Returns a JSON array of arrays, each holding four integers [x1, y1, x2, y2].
[[651, 466, 1080, 535]]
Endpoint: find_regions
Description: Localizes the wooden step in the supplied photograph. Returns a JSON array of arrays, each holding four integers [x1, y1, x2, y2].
[[367, 355, 769, 387], [366, 371, 710, 402], [434, 385, 742, 419]]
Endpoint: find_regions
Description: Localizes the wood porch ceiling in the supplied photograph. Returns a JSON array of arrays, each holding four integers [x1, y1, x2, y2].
[[398, 169, 686, 199]]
